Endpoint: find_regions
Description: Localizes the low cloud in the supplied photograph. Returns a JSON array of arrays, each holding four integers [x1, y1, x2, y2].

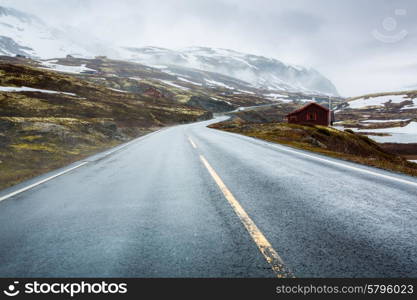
[[3, 0, 417, 96]]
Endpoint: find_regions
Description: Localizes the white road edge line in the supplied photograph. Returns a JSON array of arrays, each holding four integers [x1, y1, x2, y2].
[[273, 144, 417, 187], [103, 136, 145, 156], [188, 136, 197, 149], [0, 128, 164, 202], [101, 128, 164, 158], [219, 130, 417, 188], [0, 162, 88, 202], [199, 155, 294, 278]]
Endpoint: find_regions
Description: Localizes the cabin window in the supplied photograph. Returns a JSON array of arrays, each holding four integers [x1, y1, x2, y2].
[[290, 116, 297, 121], [306, 112, 317, 121]]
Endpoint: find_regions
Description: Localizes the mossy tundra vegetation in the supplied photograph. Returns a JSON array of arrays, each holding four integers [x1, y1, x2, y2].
[[1, 54, 416, 190], [210, 111, 417, 177], [2, 54, 325, 190], [0, 57, 211, 190], [38, 55, 275, 109], [1, 54, 281, 190]]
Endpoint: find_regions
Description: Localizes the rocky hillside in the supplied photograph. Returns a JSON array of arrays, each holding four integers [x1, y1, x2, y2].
[[32, 55, 277, 112], [121, 46, 339, 96], [332, 91, 417, 152], [209, 118, 417, 177], [32, 56, 345, 114], [0, 6, 114, 59], [335, 91, 417, 129], [0, 5, 341, 103], [227, 102, 305, 123], [0, 59, 209, 189]]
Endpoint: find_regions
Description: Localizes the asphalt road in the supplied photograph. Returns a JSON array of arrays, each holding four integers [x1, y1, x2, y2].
[[0, 117, 416, 277]]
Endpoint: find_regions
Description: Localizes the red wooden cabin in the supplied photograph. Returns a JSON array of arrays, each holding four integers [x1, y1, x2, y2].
[[286, 102, 331, 126]]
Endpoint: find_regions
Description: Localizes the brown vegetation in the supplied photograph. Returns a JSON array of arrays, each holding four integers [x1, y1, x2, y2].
[[209, 118, 417, 177], [0, 61, 210, 190]]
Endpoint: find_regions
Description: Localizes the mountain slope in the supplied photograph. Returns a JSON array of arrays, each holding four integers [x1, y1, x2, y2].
[[121, 46, 339, 96], [0, 58, 209, 189], [209, 117, 417, 177], [335, 90, 417, 129], [0, 6, 110, 59], [0, 6, 339, 97], [30, 55, 276, 111], [0, 5, 342, 110]]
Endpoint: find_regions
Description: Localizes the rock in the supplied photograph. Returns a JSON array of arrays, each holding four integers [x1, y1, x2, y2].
[[187, 96, 235, 113], [0, 119, 15, 131], [0, 134, 10, 147], [302, 136, 327, 148]]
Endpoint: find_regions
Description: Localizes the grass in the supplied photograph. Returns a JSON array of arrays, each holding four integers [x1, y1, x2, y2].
[[0, 59, 211, 190], [347, 89, 417, 101], [20, 135, 43, 142], [0, 115, 128, 190], [10, 143, 57, 152], [209, 119, 417, 177]]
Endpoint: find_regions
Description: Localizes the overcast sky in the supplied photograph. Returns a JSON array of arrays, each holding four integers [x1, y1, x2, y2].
[[3, 0, 417, 96]]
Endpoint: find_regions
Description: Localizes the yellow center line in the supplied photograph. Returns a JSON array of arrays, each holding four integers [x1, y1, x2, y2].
[[188, 136, 197, 149], [199, 155, 294, 278]]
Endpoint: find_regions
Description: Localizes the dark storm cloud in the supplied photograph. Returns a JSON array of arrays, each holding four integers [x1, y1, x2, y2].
[[3, 0, 417, 96]]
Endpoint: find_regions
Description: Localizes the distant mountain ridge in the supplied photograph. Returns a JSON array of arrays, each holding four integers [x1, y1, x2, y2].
[[0, 5, 339, 96], [0, 6, 115, 59], [0, 6, 91, 58], [121, 46, 339, 96]]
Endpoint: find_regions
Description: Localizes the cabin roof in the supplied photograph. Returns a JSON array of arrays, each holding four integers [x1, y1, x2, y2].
[[286, 102, 329, 117]]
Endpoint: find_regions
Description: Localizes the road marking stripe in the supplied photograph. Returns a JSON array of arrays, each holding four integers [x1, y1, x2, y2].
[[273, 144, 417, 188], [103, 134, 150, 156], [98, 128, 165, 159], [188, 136, 197, 149], [219, 130, 417, 188], [0, 128, 163, 202], [0, 162, 88, 202], [199, 155, 294, 278]]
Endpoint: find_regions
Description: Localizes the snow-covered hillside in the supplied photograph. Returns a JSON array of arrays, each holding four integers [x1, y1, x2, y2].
[[0, 6, 339, 97], [121, 46, 339, 96], [334, 90, 417, 145], [0, 6, 99, 58], [346, 94, 417, 110]]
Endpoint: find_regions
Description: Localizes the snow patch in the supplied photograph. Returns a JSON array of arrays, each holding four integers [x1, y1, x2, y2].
[[361, 122, 417, 135], [348, 95, 409, 109], [205, 79, 234, 90], [121, 46, 338, 96], [0, 9, 94, 58], [401, 99, 417, 110], [177, 77, 202, 86], [0, 86, 77, 96], [40, 61, 97, 74], [265, 93, 289, 99], [333, 124, 417, 143], [108, 88, 127, 93], [361, 119, 411, 123], [211, 97, 232, 105], [236, 90, 255, 95], [159, 80, 190, 91]]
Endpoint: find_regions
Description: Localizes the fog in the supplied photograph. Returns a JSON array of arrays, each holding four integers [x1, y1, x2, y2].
[[4, 0, 417, 96]]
